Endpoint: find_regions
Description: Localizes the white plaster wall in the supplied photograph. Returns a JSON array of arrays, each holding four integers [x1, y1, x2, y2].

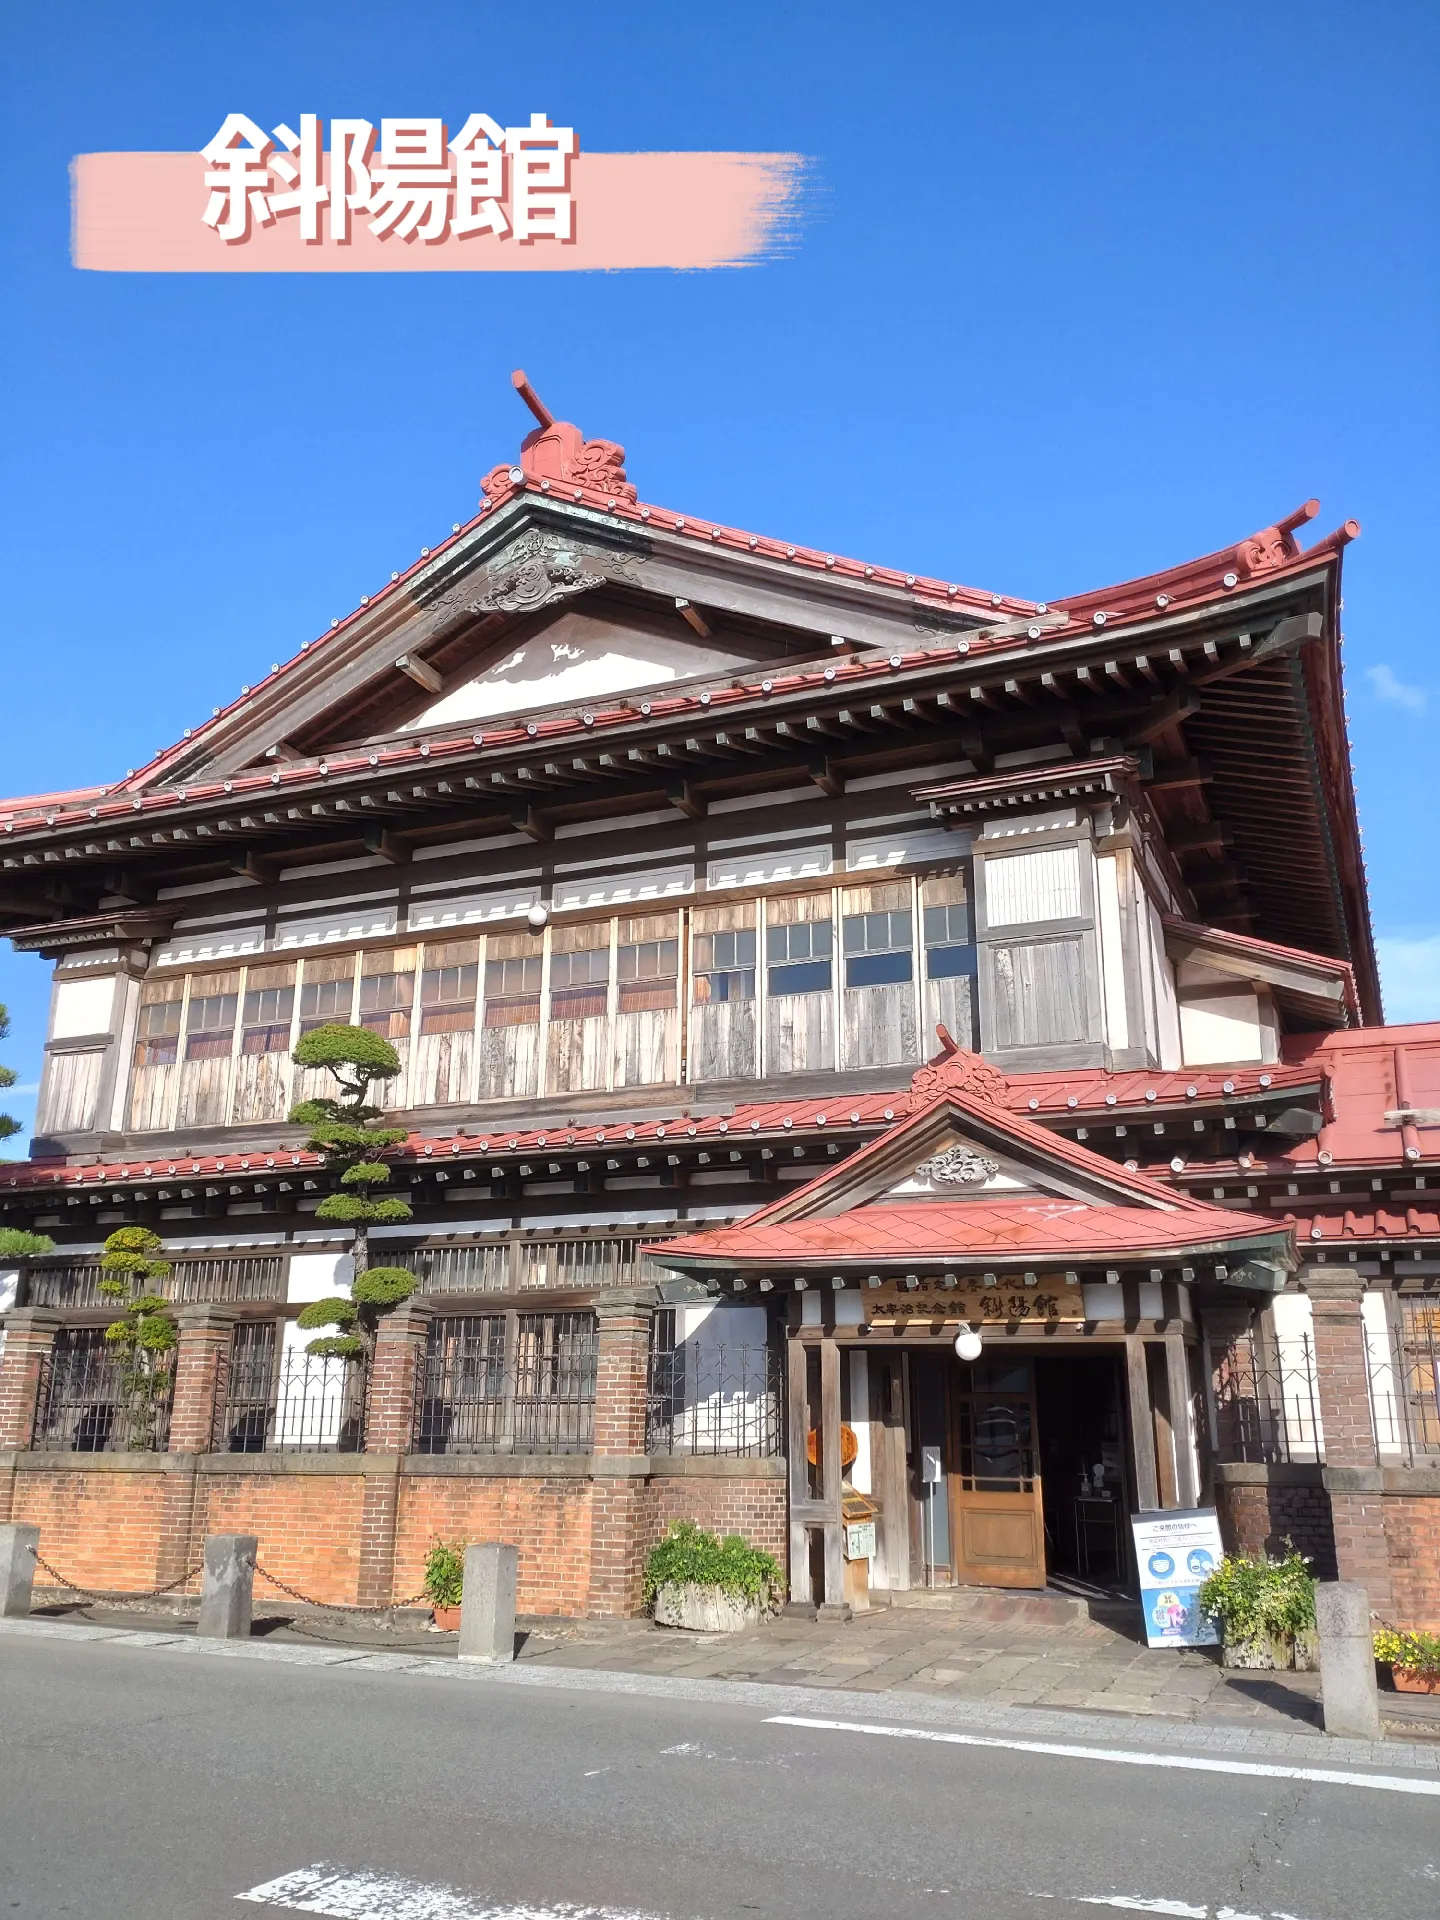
[[1095, 852, 1130, 1053], [1177, 961, 1264, 1067], [49, 975, 119, 1039], [277, 1251, 356, 1448], [1270, 1293, 1325, 1460]]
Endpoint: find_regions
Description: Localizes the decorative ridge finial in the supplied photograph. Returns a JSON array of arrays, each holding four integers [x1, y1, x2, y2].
[[1234, 499, 1320, 578], [480, 370, 637, 506], [910, 1028, 1008, 1106]]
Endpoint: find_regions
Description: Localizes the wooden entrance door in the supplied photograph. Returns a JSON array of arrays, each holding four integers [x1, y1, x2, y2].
[[948, 1359, 1046, 1589]]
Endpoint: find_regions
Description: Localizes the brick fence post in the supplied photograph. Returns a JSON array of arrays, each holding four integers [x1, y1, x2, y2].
[[356, 1301, 430, 1608], [1304, 1269, 1393, 1618], [153, 1305, 239, 1593], [0, 1308, 62, 1454], [587, 1289, 655, 1618]]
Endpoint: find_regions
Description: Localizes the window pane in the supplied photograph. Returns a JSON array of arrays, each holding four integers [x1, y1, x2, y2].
[[845, 948, 913, 989], [243, 984, 294, 1029], [926, 943, 977, 980], [768, 958, 832, 996], [693, 968, 754, 1004], [924, 902, 973, 946], [300, 977, 353, 1028]]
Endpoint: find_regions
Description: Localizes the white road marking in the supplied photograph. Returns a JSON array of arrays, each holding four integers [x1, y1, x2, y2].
[[765, 1715, 1440, 1798], [237, 1864, 664, 1920], [1078, 1903, 1206, 1917]]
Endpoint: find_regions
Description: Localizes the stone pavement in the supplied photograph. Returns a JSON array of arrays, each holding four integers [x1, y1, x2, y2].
[[32, 1584, 1440, 1742]]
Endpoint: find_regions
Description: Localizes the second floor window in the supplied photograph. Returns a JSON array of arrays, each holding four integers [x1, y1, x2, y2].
[[767, 916, 832, 996], [359, 952, 416, 1040], [617, 916, 678, 1014], [420, 947, 479, 1036], [924, 898, 977, 978], [843, 908, 913, 988], [133, 986, 182, 1067], [241, 972, 295, 1055], [550, 939, 609, 1021], [693, 925, 756, 1003], [184, 976, 239, 1061], [483, 943, 543, 1028], [299, 971, 354, 1033]]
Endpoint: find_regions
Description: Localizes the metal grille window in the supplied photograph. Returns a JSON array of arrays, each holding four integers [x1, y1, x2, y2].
[[550, 942, 610, 1021], [241, 967, 295, 1055], [514, 1312, 597, 1451], [766, 917, 832, 996], [692, 925, 755, 1003], [843, 908, 913, 988], [184, 975, 239, 1061], [1366, 1299, 1440, 1464], [415, 1315, 508, 1452], [359, 951, 416, 1039], [34, 1327, 173, 1453], [646, 1324, 782, 1458], [1208, 1326, 1324, 1465], [133, 984, 183, 1067], [216, 1324, 367, 1453], [220, 1321, 280, 1452], [419, 947, 480, 1035]]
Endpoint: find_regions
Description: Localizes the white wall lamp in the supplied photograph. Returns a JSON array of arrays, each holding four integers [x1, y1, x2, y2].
[[953, 1323, 983, 1363]]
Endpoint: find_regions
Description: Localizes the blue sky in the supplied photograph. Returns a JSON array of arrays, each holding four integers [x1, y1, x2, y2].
[[1, 1, 1436, 1154]]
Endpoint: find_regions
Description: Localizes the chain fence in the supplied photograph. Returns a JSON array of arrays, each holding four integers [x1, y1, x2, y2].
[[24, 1544, 428, 1615], [251, 1562, 429, 1612]]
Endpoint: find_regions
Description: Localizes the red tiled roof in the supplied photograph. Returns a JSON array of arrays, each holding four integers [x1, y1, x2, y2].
[[657, 1198, 1288, 1268], [1281, 1024, 1440, 1169], [1288, 1208, 1440, 1245], [1162, 915, 1359, 1016]]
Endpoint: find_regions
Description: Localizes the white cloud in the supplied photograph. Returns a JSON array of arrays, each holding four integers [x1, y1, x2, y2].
[[1366, 664, 1427, 713], [1377, 934, 1440, 1024]]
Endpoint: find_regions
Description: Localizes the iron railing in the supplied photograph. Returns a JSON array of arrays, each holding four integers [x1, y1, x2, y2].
[[1367, 1305, 1440, 1466], [216, 1321, 367, 1453], [414, 1311, 597, 1454], [646, 1341, 783, 1457], [1208, 1329, 1325, 1465], [32, 1328, 174, 1453], [27, 1255, 284, 1310]]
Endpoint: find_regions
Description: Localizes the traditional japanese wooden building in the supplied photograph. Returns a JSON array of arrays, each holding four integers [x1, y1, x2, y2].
[[0, 376, 1435, 1627]]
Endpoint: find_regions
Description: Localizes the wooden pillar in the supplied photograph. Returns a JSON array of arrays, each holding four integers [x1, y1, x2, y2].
[[785, 1334, 812, 1606], [1125, 1336, 1159, 1512], [819, 1337, 847, 1617], [1164, 1335, 1199, 1508]]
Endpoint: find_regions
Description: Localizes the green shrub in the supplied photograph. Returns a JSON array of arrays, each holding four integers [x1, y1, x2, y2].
[[351, 1266, 417, 1307], [642, 1522, 781, 1610], [424, 1540, 465, 1608], [1198, 1549, 1316, 1644], [1374, 1627, 1440, 1675], [0, 1227, 55, 1257]]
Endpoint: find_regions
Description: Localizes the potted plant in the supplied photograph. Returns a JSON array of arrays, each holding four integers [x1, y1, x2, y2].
[[424, 1540, 465, 1630], [1198, 1549, 1318, 1671], [644, 1522, 781, 1633], [1374, 1627, 1440, 1695]]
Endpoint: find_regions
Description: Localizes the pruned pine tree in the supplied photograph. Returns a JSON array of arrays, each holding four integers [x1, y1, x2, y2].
[[288, 1024, 417, 1359], [99, 1226, 177, 1450], [0, 1002, 25, 1149]]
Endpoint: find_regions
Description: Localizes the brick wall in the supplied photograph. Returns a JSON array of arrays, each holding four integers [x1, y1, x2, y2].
[[197, 1470, 369, 1607], [1215, 1474, 1337, 1578], [12, 1465, 178, 1591], [1380, 1493, 1440, 1631], [395, 1473, 596, 1616], [649, 1474, 788, 1570]]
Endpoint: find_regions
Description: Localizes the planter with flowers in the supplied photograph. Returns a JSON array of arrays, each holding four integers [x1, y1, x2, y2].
[[424, 1539, 465, 1630], [1373, 1627, 1440, 1694], [644, 1522, 782, 1633], [1197, 1549, 1318, 1671]]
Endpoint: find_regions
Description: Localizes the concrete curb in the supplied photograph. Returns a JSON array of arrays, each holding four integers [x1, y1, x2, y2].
[[1, 1612, 1435, 1779]]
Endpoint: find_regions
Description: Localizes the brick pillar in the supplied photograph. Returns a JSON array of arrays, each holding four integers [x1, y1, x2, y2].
[[153, 1306, 239, 1593], [1305, 1269, 1393, 1617], [356, 1302, 430, 1608], [0, 1308, 62, 1451], [587, 1291, 655, 1618]]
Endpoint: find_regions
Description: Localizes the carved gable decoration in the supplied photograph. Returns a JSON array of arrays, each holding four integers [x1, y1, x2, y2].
[[468, 530, 608, 616], [910, 1034, 1009, 1107], [912, 1144, 1001, 1189]]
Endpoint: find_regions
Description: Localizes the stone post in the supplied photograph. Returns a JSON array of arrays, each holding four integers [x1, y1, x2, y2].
[[458, 1542, 518, 1662], [0, 1308, 62, 1452], [0, 1522, 39, 1617], [196, 1532, 256, 1639], [356, 1301, 431, 1608], [1316, 1579, 1383, 1742], [587, 1290, 655, 1618], [1304, 1271, 1393, 1617]]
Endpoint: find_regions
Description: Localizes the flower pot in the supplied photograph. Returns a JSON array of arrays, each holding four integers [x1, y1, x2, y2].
[[1221, 1629, 1316, 1672], [653, 1582, 764, 1633], [431, 1605, 462, 1630], [1392, 1666, 1440, 1695]]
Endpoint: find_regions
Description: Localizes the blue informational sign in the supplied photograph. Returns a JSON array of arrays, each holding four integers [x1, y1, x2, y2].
[[1129, 1508, 1224, 1648]]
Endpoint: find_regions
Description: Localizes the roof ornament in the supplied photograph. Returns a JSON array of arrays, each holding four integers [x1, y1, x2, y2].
[[1234, 499, 1319, 577], [914, 1144, 1000, 1188], [910, 1026, 1009, 1107], [481, 369, 637, 506]]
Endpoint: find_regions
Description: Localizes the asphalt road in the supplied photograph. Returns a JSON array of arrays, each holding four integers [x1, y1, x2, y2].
[[1, 1634, 1437, 1920]]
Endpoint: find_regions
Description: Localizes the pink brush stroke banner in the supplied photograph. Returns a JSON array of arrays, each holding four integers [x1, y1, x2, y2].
[[73, 150, 806, 272]]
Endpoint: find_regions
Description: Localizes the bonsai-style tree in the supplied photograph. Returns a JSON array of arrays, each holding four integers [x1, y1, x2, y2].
[[0, 1227, 55, 1257], [0, 1002, 25, 1150], [288, 1024, 417, 1360], [99, 1226, 177, 1450]]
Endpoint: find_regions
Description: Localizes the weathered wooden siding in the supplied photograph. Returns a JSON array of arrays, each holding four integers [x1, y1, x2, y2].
[[175, 970, 239, 1129], [764, 892, 835, 1075], [689, 901, 756, 1081], [37, 1049, 103, 1134], [546, 920, 610, 1094], [413, 940, 478, 1107], [359, 947, 415, 1111], [613, 912, 679, 1088], [841, 882, 918, 1070], [989, 935, 1088, 1048]]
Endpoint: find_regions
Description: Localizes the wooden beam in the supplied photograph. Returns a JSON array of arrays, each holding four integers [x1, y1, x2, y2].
[[1126, 689, 1201, 746], [227, 849, 278, 884], [1145, 757, 1213, 793], [675, 597, 711, 638], [820, 1337, 846, 1609], [1167, 821, 1231, 854], [787, 1336, 813, 1606], [395, 652, 442, 694], [808, 757, 844, 798], [959, 727, 994, 774], [667, 779, 704, 821], [510, 805, 550, 842], [363, 827, 410, 865]]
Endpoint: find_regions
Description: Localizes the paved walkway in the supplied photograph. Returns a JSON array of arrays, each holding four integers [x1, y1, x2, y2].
[[31, 1586, 1440, 1743]]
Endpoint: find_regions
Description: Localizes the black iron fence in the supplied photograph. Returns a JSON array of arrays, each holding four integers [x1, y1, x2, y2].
[[216, 1321, 367, 1453], [1208, 1329, 1325, 1465], [1367, 1305, 1440, 1465], [27, 1255, 284, 1310], [32, 1328, 174, 1453], [646, 1340, 783, 1457], [414, 1311, 597, 1454]]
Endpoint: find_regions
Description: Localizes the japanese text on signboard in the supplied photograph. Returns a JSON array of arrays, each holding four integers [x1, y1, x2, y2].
[[200, 114, 576, 245]]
